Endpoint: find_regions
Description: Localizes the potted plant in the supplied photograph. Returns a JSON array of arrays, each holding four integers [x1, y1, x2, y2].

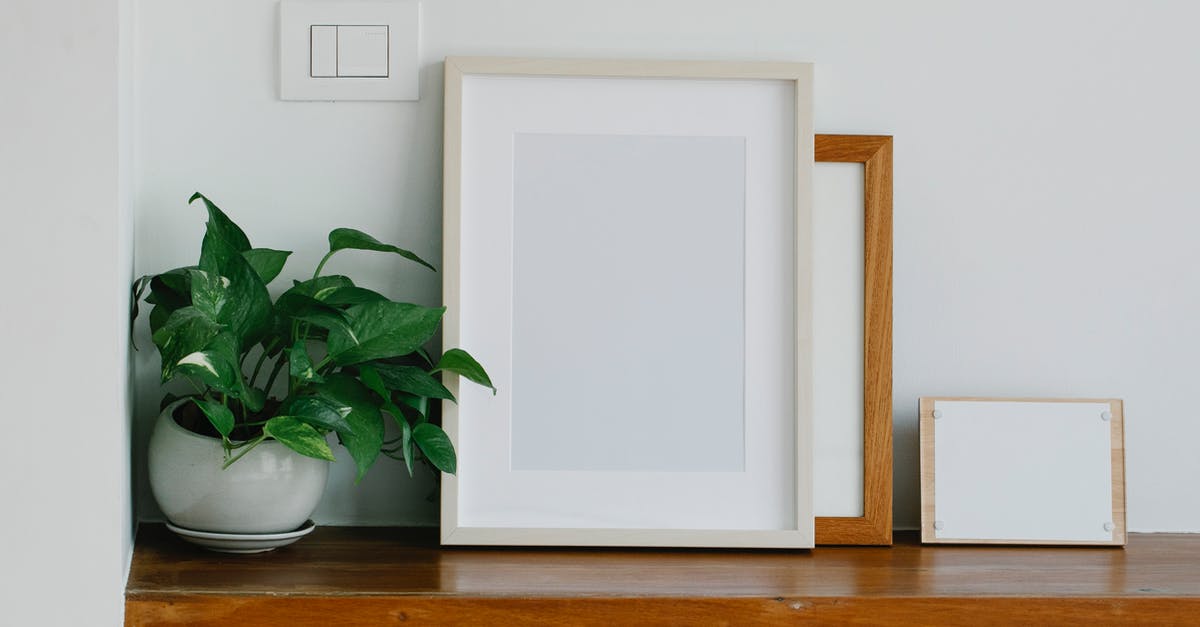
[[132, 193, 492, 538]]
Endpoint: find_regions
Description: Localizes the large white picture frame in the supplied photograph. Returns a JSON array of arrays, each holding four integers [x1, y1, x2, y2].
[[441, 57, 815, 548]]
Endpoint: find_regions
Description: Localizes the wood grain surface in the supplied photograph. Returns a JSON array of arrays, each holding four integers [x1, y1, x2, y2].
[[814, 134, 893, 545], [127, 525, 1200, 625]]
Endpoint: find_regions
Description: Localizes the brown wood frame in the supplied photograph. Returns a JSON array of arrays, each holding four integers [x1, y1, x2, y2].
[[813, 135, 893, 545], [919, 397, 1126, 545]]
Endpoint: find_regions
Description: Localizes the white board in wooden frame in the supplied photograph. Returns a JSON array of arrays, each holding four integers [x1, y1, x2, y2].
[[920, 397, 1126, 546], [441, 57, 815, 548]]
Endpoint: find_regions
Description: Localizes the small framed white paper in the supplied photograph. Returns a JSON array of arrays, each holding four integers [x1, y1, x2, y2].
[[920, 397, 1126, 546], [441, 57, 815, 548]]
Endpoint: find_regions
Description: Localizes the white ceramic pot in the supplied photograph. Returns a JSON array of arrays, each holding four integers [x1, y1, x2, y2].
[[148, 399, 329, 534]]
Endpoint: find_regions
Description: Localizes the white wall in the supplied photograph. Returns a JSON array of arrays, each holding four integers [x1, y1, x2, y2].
[[133, 0, 1200, 532], [1, 0, 134, 624]]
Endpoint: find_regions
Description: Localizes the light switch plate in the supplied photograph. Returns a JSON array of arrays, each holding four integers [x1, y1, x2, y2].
[[280, 0, 419, 101], [309, 25, 337, 77]]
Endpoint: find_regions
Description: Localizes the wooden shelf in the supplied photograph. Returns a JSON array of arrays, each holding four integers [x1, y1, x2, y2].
[[126, 525, 1200, 625]]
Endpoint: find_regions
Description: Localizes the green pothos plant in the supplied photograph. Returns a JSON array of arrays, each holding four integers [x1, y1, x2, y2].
[[132, 193, 493, 480]]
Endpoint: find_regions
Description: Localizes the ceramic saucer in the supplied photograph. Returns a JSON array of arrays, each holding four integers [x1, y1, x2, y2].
[[164, 519, 316, 553]]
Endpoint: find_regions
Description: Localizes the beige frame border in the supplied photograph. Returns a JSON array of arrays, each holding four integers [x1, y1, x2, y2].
[[441, 56, 815, 548], [919, 397, 1127, 546], [814, 135, 894, 546]]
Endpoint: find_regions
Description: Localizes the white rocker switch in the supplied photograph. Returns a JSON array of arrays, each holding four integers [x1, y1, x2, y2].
[[337, 25, 389, 77], [309, 25, 337, 78]]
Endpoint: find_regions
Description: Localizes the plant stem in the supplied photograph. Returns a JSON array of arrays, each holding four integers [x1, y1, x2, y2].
[[264, 357, 288, 397], [292, 252, 337, 368], [250, 339, 278, 386], [223, 434, 266, 469], [312, 250, 337, 284], [297, 252, 336, 363]]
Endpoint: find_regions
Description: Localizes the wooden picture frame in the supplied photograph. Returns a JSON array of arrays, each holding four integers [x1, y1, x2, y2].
[[919, 397, 1126, 546], [813, 135, 893, 545], [441, 56, 815, 548]]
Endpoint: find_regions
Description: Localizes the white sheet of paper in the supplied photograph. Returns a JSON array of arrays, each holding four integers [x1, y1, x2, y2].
[[511, 133, 747, 472], [812, 162, 866, 517], [934, 400, 1115, 542]]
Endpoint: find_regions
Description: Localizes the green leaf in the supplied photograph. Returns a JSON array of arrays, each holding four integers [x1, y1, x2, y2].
[[187, 268, 230, 321], [433, 348, 495, 394], [284, 396, 351, 433], [412, 423, 456, 474], [151, 306, 222, 381], [275, 277, 356, 341], [241, 386, 266, 413], [293, 275, 355, 300], [287, 340, 325, 384], [192, 398, 234, 438], [241, 248, 292, 284], [172, 332, 243, 397], [360, 366, 419, 481], [166, 329, 262, 411], [132, 274, 153, 307], [327, 227, 437, 272], [371, 363, 454, 401], [263, 416, 336, 461], [148, 307, 171, 336], [327, 301, 445, 366], [146, 268, 194, 335], [145, 268, 192, 307], [183, 266, 267, 419], [399, 417, 414, 477], [293, 311, 353, 337], [268, 282, 352, 347], [130, 275, 154, 350], [189, 192, 251, 252], [393, 391, 429, 422], [319, 286, 388, 306], [356, 364, 389, 401], [359, 364, 413, 429], [312, 374, 384, 481], [198, 219, 273, 349]]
